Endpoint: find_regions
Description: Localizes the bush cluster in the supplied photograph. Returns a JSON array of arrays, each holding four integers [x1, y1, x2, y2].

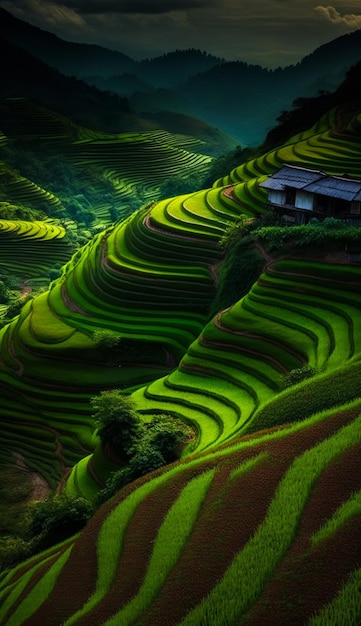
[[282, 365, 318, 388], [253, 219, 361, 251], [0, 494, 94, 572], [92, 390, 192, 505]]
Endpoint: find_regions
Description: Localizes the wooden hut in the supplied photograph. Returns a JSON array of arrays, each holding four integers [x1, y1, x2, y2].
[[260, 164, 361, 225]]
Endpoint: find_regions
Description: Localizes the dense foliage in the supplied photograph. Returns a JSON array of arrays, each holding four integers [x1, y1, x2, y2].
[[262, 61, 361, 150], [254, 218, 361, 251], [209, 233, 264, 317], [0, 141, 119, 220], [91, 391, 144, 459]]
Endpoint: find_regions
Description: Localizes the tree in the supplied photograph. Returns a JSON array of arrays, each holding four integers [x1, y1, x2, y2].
[[23, 494, 94, 551], [91, 403, 193, 505], [90, 390, 194, 503], [93, 329, 122, 351], [135, 415, 191, 464], [93, 329, 122, 365], [91, 390, 143, 459]]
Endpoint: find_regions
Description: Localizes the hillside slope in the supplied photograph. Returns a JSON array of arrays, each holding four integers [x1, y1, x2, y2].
[[0, 96, 217, 227], [1, 402, 360, 626], [0, 95, 361, 622]]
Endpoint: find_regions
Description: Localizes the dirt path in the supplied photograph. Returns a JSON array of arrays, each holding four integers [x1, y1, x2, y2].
[[19, 281, 32, 298], [13, 451, 51, 502]]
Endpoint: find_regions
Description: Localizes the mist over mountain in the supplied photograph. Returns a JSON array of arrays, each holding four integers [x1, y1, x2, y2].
[[1, 6, 361, 147], [0, 37, 236, 156], [0, 7, 136, 78], [0, 39, 136, 135], [150, 30, 361, 145]]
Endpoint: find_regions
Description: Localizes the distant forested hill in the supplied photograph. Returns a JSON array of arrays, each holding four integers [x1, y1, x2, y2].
[[0, 37, 236, 156], [1, 6, 361, 146], [0, 7, 136, 78]]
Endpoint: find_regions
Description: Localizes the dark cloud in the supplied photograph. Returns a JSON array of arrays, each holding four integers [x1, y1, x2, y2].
[[315, 5, 361, 29], [0, 0, 358, 67], [59, 0, 216, 15]]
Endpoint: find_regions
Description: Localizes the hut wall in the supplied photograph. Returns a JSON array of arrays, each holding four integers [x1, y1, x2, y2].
[[295, 190, 314, 210]]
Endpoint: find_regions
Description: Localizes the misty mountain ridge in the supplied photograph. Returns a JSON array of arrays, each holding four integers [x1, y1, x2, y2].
[[0, 7, 136, 78], [1, 6, 361, 145]]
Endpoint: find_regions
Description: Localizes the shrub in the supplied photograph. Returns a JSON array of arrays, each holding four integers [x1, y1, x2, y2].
[[253, 221, 361, 252], [93, 329, 122, 351], [129, 442, 166, 476], [48, 267, 62, 282], [23, 494, 94, 551], [209, 236, 264, 316], [5, 293, 33, 319], [0, 537, 32, 573], [91, 390, 143, 458], [322, 217, 344, 229], [136, 415, 192, 463], [218, 215, 251, 249], [282, 366, 318, 388], [94, 467, 132, 506]]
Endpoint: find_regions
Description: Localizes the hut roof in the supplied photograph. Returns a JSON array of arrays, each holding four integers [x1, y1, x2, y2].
[[304, 176, 361, 201], [260, 164, 361, 200]]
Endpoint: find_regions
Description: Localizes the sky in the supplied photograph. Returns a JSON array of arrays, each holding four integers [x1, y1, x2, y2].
[[0, 0, 361, 67]]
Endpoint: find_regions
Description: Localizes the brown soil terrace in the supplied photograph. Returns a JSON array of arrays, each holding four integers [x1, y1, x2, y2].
[[214, 309, 306, 365], [138, 407, 358, 625], [19, 406, 359, 626], [61, 283, 90, 316], [21, 465, 183, 625], [244, 440, 361, 625]]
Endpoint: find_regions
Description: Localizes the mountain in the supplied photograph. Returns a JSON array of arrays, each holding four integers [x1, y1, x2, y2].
[[136, 49, 225, 88], [2, 7, 361, 147], [86, 49, 225, 99], [123, 31, 361, 146], [0, 63, 361, 622], [0, 37, 138, 135], [261, 60, 361, 150], [0, 37, 237, 156], [0, 8, 224, 87], [169, 29, 361, 145], [0, 7, 136, 78]]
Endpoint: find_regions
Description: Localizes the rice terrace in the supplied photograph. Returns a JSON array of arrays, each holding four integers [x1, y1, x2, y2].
[[0, 15, 361, 626]]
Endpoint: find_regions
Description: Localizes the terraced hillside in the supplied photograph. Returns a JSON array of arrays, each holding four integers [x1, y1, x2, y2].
[[1, 97, 214, 224], [0, 399, 360, 625], [0, 157, 64, 218], [0, 218, 74, 280], [0, 101, 361, 624], [214, 105, 361, 187]]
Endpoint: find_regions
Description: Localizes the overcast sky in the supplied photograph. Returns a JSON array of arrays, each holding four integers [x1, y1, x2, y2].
[[1, 0, 360, 67]]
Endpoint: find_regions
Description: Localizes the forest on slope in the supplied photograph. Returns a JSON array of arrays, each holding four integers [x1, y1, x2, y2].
[[0, 53, 361, 625]]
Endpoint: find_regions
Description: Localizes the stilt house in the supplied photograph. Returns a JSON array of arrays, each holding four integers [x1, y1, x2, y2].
[[260, 164, 361, 225]]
